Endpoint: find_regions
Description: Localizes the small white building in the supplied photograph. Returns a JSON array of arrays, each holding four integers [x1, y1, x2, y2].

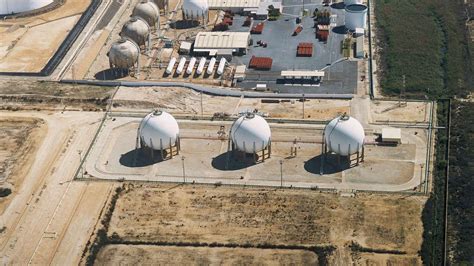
[[179, 41, 192, 54], [381, 128, 402, 144], [193, 32, 250, 56], [355, 35, 364, 58]]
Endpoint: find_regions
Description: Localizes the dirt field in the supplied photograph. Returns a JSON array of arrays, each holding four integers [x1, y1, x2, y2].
[[0, 0, 91, 72], [0, 117, 45, 214], [112, 86, 351, 120], [100, 183, 424, 264], [96, 245, 318, 265]]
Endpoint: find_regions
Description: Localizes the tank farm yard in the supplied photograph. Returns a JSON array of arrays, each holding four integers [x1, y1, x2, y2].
[[0, 0, 438, 265]]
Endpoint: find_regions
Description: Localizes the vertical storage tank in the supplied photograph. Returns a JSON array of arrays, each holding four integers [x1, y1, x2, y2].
[[230, 113, 271, 153], [0, 0, 53, 15], [133, 0, 160, 28], [206, 57, 216, 75], [345, 4, 367, 31], [121, 17, 150, 47], [165, 57, 177, 74], [196, 57, 206, 75], [216, 58, 226, 75], [139, 110, 180, 150], [343, 0, 362, 5], [182, 0, 208, 21], [108, 38, 140, 70], [186, 57, 197, 74], [324, 114, 365, 156]]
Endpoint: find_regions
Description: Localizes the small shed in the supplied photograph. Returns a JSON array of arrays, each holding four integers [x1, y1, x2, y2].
[[382, 128, 401, 143], [179, 41, 192, 54]]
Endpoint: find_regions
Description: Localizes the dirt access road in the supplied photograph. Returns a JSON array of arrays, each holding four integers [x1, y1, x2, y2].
[[0, 111, 112, 265]]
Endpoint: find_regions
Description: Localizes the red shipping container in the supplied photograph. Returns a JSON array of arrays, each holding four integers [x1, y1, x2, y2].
[[251, 23, 264, 34], [249, 56, 272, 70], [297, 42, 313, 57]]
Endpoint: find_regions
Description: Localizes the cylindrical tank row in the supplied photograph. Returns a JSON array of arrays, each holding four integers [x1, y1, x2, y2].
[[196, 57, 206, 75], [186, 57, 197, 75], [176, 57, 187, 74], [206, 57, 216, 75], [217, 58, 226, 75], [345, 4, 367, 30], [165, 57, 176, 74]]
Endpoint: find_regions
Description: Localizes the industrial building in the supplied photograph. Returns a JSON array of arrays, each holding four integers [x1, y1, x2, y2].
[[193, 32, 251, 56]]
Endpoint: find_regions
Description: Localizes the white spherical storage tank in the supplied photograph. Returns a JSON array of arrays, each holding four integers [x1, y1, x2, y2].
[[121, 17, 150, 46], [133, 0, 160, 27], [139, 110, 180, 150], [182, 0, 208, 21], [0, 0, 53, 15], [343, 0, 362, 5], [324, 114, 365, 156], [230, 113, 271, 154], [345, 4, 367, 31], [108, 38, 140, 69]]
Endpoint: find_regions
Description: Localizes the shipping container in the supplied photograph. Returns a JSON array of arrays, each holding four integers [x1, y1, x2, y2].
[[249, 56, 272, 70]]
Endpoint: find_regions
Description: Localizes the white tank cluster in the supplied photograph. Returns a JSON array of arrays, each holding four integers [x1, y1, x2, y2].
[[0, 0, 53, 15], [133, 0, 160, 28], [324, 114, 365, 156], [230, 113, 271, 154], [108, 38, 140, 71], [345, 4, 368, 31], [182, 0, 208, 22], [120, 17, 150, 47], [139, 110, 180, 150]]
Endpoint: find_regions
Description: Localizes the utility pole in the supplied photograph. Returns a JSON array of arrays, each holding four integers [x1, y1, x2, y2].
[[279, 160, 283, 188], [302, 93, 305, 119], [200, 91, 203, 118], [181, 156, 186, 183]]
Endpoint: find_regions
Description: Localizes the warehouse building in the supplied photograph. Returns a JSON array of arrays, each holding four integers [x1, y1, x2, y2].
[[193, 32, 251, 56]]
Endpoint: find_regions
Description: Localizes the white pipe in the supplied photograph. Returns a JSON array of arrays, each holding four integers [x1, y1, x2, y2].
[[176, 57, 186, 74], [186, 57, 197, 75], [206, 57, 216, 75], [165, 57, 176, 74], [196, 57, 206, 75], [217, 57, 226, 75]]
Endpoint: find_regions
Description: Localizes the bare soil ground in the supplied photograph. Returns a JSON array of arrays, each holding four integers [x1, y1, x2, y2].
[[112, 86, 351, 120], [0, 80, 114, 111], [96, 245, 318, 265], [100, 183, 424, 264], [0, 117, 45, 214]]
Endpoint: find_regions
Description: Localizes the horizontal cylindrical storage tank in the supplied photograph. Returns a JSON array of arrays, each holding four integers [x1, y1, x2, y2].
[[108, 38, 140, 69], [344, 0, 362, 5], [186, 57, 197, 75], [133, 0, 160, 27], [0, 0, 53, 15], [231, 113, 271, 153], [121, 17, 150, 46], [176, 57, 186, 74], [345, 4, 367, 31], [139, 110, 179, 150], [206, 57, 216, 75], [165, 57, 176, 74], [216, 58, 226, 75], [196, 57, 206, 75], [324, 114, 365, 156]]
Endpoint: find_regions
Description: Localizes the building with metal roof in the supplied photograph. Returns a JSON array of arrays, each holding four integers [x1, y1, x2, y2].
[[193, 32, 250, 55]]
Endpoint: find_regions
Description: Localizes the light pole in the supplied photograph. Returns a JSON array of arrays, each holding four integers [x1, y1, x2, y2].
[[78, 150, 84, 179], [279, 160, 283, 188], [302, 93, 305, 119], [420, 164, 424, 192], [200, 91, 203, 118], [181, 156, 186, 183]]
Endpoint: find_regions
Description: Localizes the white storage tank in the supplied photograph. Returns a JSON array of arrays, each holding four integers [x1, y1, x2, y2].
[[121, 17, 150, 47], [133, 0, 160, 28], [324, 114, 365, 156], [230, 113, 271, 153], [345, 4, 367, 31], [344, 0, 362, 5], [165, 57, 177, 74], [196, 57, 206, 75], [216, 58, 226, 75], [182, 0, 208, 21], [139, 110, 180, 150], [176, 57, 186, 74], [0, 0, 53, 15], [186, 57, 197, 75], [108, 38, 140, 70], [206, 57, 216, 75]]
